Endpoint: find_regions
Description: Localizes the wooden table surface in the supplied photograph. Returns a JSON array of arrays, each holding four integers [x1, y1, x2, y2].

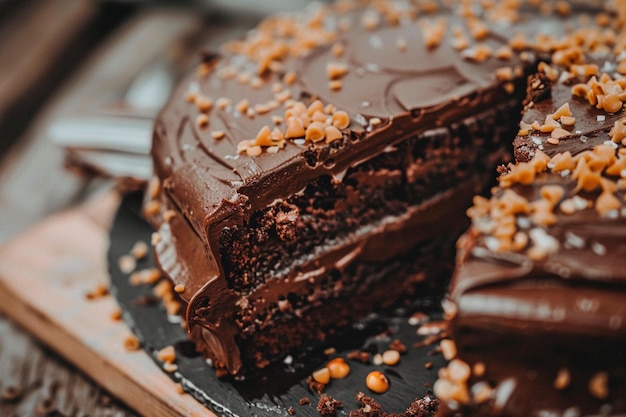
[[0, 1, 136, 415], [0, 1, 263, 416]]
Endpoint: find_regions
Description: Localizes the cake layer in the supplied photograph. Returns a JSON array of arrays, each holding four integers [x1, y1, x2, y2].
[[144, 0, 589, 375]]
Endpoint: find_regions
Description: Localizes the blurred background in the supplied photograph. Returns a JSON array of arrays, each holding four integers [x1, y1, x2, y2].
[[0, 1, 311, 415], [0, 0, 318, 244]]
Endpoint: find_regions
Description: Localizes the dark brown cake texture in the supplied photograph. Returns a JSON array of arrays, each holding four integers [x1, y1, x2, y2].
[[142, 0, 611, 378], [436, 5, 626, 415]]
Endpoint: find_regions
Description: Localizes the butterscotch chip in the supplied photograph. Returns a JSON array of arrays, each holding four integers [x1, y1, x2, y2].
[[306, 122, 327, 142], [331, 111, 350, 129], [196, 114, 209, 129], [451, 28, 469, 51], [553, 368, 571, 390], [130, 241, 149, 260], [312, 367, 330, 385], [157, 345, 177, 363], [571, 83, 590, 97], [471, 381, 492, 403], [560, 116, 575, 126], [596, 191, 621, 217], [328, 80, 343, 91], [85, 284, 109, 300], [163, 362, 179, 373], [254, 103, 271, 115], [118, 255, 136, 274], [603, 93, 623, 113], [175, 383, 185, 395], [130, 268, 162, 286], [124, 335, 141, 351], [235, 99, 249, 114], [325, 126, 343, 143], [184, 91, 197, 103], [461, 44, 492, 62], [494, 45, 513, 60], [588, 371, 609, 399], [361, 11, 380, 30], [467, 18, 488, 40], [433, 377, 469, 404], [216, 97, 231, 110], [440, 339, 457, 360], [509, 32, 526, 50], [110, 308, 123, 321], [326, 358, 350, 379], [494, 67, 514, 81], [165, 299, 183, 316], [381, 349, 400, 366], [365, 371, 389, 394], [331, 42, 345, 57], [447, 359, 471, 383], [152, 279, 172, 299], [551, 103, 573, 121], [473, 362, 486, 377], [326, 62, 350, 80], [422, 19, 446, 48], [283, 71, 297, 85], [540, 185, 565, 207], [195, 95, 213, 113], [285, 116, 306, 139], [174, 284, 185, 293], [246, 145, 262, 157], [212, 131, 225, 140], [551, 127, 570, 140]]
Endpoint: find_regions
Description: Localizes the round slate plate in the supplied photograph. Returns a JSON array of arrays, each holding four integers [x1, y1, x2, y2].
[[108, 192, 446, 417]]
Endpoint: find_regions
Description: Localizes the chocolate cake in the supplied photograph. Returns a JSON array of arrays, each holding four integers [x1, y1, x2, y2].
[[437, 10, 626, 415], [143, 0, 616, 378]]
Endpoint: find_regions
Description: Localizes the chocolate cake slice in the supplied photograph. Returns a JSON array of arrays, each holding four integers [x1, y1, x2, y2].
[[143, 1, 591, 376], [437, 11, 626, 415]]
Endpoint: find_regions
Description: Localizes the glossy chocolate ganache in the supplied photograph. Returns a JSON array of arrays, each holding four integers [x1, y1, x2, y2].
[[144, 0, 596, 376], [436, 7, 626, 415]]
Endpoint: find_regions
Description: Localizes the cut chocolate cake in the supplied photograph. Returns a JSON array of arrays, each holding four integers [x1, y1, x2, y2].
[[437, 8, 626, 415], [143, 0, 610, 377]]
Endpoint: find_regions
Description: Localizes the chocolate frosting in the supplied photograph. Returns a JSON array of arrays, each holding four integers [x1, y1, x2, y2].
[[147, 1, 594, 374], [444, 10, 626, 410]]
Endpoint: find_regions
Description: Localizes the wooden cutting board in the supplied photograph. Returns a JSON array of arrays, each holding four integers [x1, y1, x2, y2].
[[0, 190, 216, 417]]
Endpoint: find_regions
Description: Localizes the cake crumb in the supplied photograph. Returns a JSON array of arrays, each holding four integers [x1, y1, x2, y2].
[[317, 394, 342, 416], [288, 406, 296, 415], [299, 397, 310, 405], [306, 376, 325, 395], [389, 338, 407, 354], [350, 392, 439, 417]]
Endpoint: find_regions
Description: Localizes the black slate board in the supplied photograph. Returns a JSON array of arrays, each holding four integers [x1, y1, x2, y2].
[[108, 192, 447, 417]]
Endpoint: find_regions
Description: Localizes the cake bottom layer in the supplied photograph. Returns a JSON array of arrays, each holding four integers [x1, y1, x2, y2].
[[185, 175, 492, 375]]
